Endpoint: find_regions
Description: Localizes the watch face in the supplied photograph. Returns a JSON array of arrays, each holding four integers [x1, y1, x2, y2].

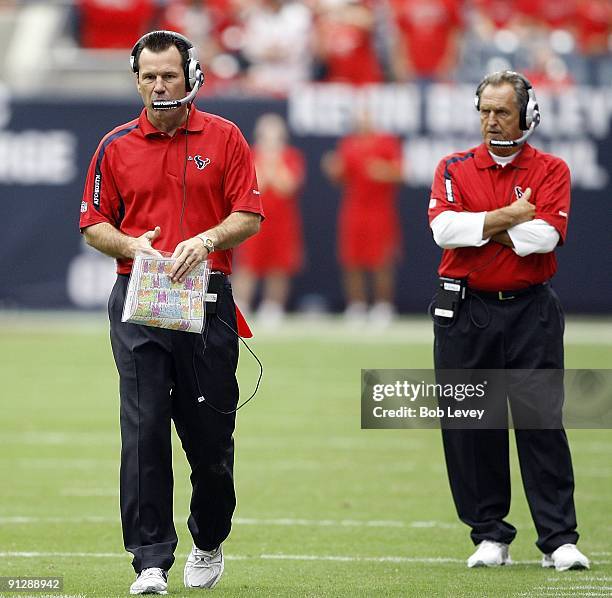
[[199, 235, 214, 251]]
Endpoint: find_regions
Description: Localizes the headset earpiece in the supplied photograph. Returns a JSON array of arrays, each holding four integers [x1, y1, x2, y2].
[[521, 84, 540, 131]]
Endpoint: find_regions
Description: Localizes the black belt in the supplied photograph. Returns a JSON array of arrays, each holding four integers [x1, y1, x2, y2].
[[468, 282, 547, 301]]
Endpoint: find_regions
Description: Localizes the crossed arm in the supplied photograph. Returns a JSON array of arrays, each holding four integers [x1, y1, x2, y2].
[[431, 188, 560, 256]]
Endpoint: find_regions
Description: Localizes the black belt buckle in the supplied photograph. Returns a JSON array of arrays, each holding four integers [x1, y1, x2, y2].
[[205, 272, 224, 315]]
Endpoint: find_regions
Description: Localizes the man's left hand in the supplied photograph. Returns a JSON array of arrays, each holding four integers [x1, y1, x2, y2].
[[170, 237, 209, 283]]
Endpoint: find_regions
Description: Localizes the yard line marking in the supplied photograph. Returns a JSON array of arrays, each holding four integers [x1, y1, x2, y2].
[[61, 488, 118, 497], [0, 552, 126, 558], [0, 432, 115, 446], [11, 459, 115, 469], [1, 551, 609, 566], [0, 515, 459, 530], [235, 517, 408, 528], [0, 514, 577, 534], [534, 585, 612, 591], [0, 515, 552, 531], [0, 516, 117, 524], [261, 554, 470, 563], [0, 552, 247, 561], [2, 313, 610, 345]]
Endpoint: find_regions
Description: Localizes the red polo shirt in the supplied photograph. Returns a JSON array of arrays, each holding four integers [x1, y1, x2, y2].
[[80, 108, 263, 275], [428, 143, 570, 291], [391, 0, 462, 77]]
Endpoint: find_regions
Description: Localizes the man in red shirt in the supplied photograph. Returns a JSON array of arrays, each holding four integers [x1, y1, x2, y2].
[[79, 31, 263, 594], [322, 110, 403, 327], [312, 0, 383, 85], [428, 71, 589, 572], [390, 0, 462, 81], [234, 113, 305, 326]]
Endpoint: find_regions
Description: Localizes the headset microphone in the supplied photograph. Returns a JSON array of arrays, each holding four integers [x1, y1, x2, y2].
[[152, 71, 204, 110], [489, 117, 539, 147]]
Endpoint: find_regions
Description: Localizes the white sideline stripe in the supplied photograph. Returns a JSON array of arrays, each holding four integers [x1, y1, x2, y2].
[[0, 516, 117, 524], [0, 515, 458, 529], [1, 312, 610, 345], [0, 552, 514, 564], [261, 554, 471, 564], [61, 489, 118, 497], [534, 586, 612, 591], [1, 551, 609, 566]]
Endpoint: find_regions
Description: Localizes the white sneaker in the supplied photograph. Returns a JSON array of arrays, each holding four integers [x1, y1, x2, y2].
[[344, 302, 368, 327], [129, 568, 168, 595], [467, 540, 511, 568], [184, 544, 224, 588], [368, 302, 395, 329], [255, 300, 284, 328], [542, 543, 590, 571]]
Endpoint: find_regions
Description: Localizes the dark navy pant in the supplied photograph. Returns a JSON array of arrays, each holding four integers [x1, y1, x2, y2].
[[108, 274, 239, 573], [433, 283, 579, 554]]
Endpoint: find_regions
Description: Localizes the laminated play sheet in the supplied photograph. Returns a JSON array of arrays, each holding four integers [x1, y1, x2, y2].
[[122, 253, 211, 333]]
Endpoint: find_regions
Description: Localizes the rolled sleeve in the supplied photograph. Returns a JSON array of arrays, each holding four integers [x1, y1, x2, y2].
[[431, 211, 490, 249], [507, 219, 560, 257]]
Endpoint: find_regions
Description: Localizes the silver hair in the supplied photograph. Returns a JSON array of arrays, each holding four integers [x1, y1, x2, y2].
[[475, 71, 530, 112]]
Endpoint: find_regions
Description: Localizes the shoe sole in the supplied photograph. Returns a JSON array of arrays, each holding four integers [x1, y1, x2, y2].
[[557, 562, 590, 571], [542, 560, 589, 571], [184, 560, 224, 589], [468, 558, 511, 568]]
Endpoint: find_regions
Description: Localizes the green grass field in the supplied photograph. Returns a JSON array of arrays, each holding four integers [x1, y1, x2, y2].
[[1, 314, 611, 597]]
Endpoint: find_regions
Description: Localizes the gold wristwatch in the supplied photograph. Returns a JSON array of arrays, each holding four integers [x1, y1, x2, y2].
[[197, 234, 215, 253]]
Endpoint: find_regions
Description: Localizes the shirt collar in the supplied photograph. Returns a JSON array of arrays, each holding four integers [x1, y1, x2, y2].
[[474, 142, 534, 170], [138, 107, 206, 137]]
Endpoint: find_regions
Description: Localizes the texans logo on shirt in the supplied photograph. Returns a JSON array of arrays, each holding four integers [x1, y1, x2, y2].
[[188, 155, 211, 170], [514, 186, 524, 200]]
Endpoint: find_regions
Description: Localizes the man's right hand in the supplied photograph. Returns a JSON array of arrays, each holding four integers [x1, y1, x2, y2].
[[129, 226, 162, 258], [507, 188, 535, 225]]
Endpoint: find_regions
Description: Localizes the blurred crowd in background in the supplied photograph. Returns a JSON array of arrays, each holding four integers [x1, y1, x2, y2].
[[0, 0, 609, 324], [1, 0, 610, 95]]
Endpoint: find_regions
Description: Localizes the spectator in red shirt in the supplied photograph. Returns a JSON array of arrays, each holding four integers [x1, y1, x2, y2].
[[160, 0, 245, 94], [312, 0, 383, 84], [234, 113, 306, 326], [389, 0, 463, 82], [574, 0, 612, 85], [514, 0, 577, 32], [322, 108, 403, 328], [575, 0, 612, 55], [240, 0, 313, 95], [78, 0, 155, 49], [472, 0, 519, 33]]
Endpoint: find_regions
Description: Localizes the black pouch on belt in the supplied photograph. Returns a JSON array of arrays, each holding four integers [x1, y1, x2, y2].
[[434, 277, 466, 319], [204, 272, 224, 315]]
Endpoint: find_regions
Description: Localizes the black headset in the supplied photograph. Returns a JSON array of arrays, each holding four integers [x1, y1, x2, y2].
[[130, 30, 204, 93], [474, 70, 540, 132]]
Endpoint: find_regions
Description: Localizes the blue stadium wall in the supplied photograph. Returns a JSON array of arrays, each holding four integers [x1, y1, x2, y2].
[[0, 83, 610, 313]]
